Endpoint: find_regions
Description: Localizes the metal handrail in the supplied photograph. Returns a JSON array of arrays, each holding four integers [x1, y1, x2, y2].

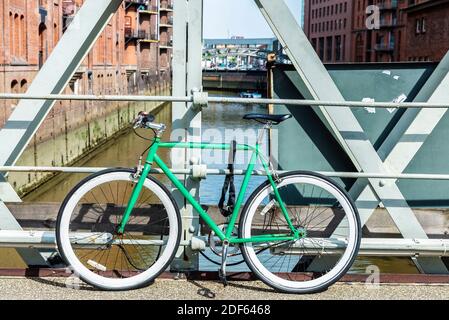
[[1, 93, 449, 109], [2, 166, 449, 180]]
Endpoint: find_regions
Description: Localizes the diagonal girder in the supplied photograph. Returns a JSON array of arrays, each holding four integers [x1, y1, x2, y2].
[[0, 0, 123, 266], [343, 51, 449, 273], [254, 0, 448, 272], [350, 52, 449, 225]]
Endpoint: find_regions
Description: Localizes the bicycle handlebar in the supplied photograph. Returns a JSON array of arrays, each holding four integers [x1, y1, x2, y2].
[[133, 111, 166, 133]]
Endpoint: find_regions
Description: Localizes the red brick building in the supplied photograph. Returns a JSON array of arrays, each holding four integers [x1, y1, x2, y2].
[[304, 0, 436, 63], [403, 0, 449, 62], [304, 0, 353, 62], [351, 0, 408, 62], [0, 0, 172, 129]]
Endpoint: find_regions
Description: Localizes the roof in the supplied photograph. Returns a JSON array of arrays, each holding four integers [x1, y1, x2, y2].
[[203, 38, 276, 46], [404, 0, 449, 13]]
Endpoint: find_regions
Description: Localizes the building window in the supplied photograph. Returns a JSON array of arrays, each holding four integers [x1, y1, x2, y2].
[[20, 15, 26, 58], [421, 18, 426, 33], [335, 35, 342, 61], [326, 36, 333, 62], [318, 37, 325, 60], [39, 23, 47, 68], [11, 80, 19, 93], [20, 79, 28, 93], [14, 14, 19, 57], [415, 19, 421, 34], [11, 80, 19, 106], [9, 12, 13, 56]]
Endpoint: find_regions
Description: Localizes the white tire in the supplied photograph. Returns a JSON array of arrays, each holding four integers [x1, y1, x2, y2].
[[56, 169, 181, 290]]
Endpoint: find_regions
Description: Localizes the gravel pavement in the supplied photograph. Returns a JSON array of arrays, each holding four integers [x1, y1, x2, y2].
[[0, 277, 448, 300]]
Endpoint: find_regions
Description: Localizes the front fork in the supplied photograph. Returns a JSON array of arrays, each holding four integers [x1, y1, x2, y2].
[[117, 137, 160, 234]]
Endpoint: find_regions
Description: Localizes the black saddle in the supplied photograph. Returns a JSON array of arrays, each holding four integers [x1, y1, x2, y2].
[[243, 113, 292, 125]]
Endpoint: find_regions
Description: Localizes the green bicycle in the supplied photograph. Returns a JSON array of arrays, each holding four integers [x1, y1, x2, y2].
[[56, 111, 361, 293]]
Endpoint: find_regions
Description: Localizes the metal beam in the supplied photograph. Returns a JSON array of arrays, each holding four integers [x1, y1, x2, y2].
[[272, 238, 449, 257], [344, 50, 449, 273], [6, 92, 449, 108], [1, 231, 448, 258], [254, 0, 448, 272], [7, 166, 449, 179], [0, 0, 123, 266], [350, 52, 449, 224], [170, 0, 203, 272]]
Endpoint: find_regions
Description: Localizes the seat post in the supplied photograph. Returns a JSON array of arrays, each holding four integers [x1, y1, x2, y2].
[[257, 122, 272, 145]]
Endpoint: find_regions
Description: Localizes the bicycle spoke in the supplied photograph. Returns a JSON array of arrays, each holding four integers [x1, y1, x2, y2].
[[242, 174, 359, 293]]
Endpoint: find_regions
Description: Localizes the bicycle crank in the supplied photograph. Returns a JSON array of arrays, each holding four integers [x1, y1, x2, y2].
[[208, 223, 241, 257]]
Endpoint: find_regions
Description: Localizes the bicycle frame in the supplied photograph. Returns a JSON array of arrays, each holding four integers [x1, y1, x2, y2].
[[117, 136, 300, 244]]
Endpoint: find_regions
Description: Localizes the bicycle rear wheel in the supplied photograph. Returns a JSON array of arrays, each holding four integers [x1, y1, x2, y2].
[[239, 171, 361, 294], [56, 168, 181, 290]]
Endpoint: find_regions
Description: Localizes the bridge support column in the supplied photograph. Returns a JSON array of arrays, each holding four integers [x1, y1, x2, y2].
[[170, 0, 204, 272]]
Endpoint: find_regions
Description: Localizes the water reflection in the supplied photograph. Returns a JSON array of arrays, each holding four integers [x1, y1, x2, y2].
[[200, 91, 268, 204]]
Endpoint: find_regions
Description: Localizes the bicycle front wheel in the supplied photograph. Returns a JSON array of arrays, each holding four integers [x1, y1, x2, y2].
[[239, 171, 361, 294], [56, 168, 181, 290]]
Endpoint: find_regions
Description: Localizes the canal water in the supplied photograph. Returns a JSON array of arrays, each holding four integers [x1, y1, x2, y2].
[[17, 91, 417, 274]]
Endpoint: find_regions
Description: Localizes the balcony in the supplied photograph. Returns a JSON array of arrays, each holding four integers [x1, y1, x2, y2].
[[125, 28, 147, 44], [140, 33, 159, 43], [160, 2, 174, 11], [125, 0, 147, 5], [159, 39, 173, 48], [138, 6, 159, 14], [374, 43, 395, 51], [378, 2, 398, 10], [159, 17, 173, 27], [125, 0, 147, 10], [379, 19, 398, 28]]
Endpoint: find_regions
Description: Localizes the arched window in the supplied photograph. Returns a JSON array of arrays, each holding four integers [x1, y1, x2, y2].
[[9, 12, 13, 56], [14, 14, 19, 57], [20, 79, 28, 93], [20, 15, 26, 58], [11, 80, 19, 93], [39, 23, 47, 68], [11, 80, 19, 106]]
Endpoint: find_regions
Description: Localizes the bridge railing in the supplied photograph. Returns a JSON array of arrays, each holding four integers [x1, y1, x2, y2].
[[1, 93, 449, 262]]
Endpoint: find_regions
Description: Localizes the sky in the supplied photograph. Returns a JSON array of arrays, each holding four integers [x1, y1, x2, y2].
[[203, 0, 303, 39]]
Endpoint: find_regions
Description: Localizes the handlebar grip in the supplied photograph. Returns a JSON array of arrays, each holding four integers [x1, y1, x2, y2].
[[138, 111, 155, 123]]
